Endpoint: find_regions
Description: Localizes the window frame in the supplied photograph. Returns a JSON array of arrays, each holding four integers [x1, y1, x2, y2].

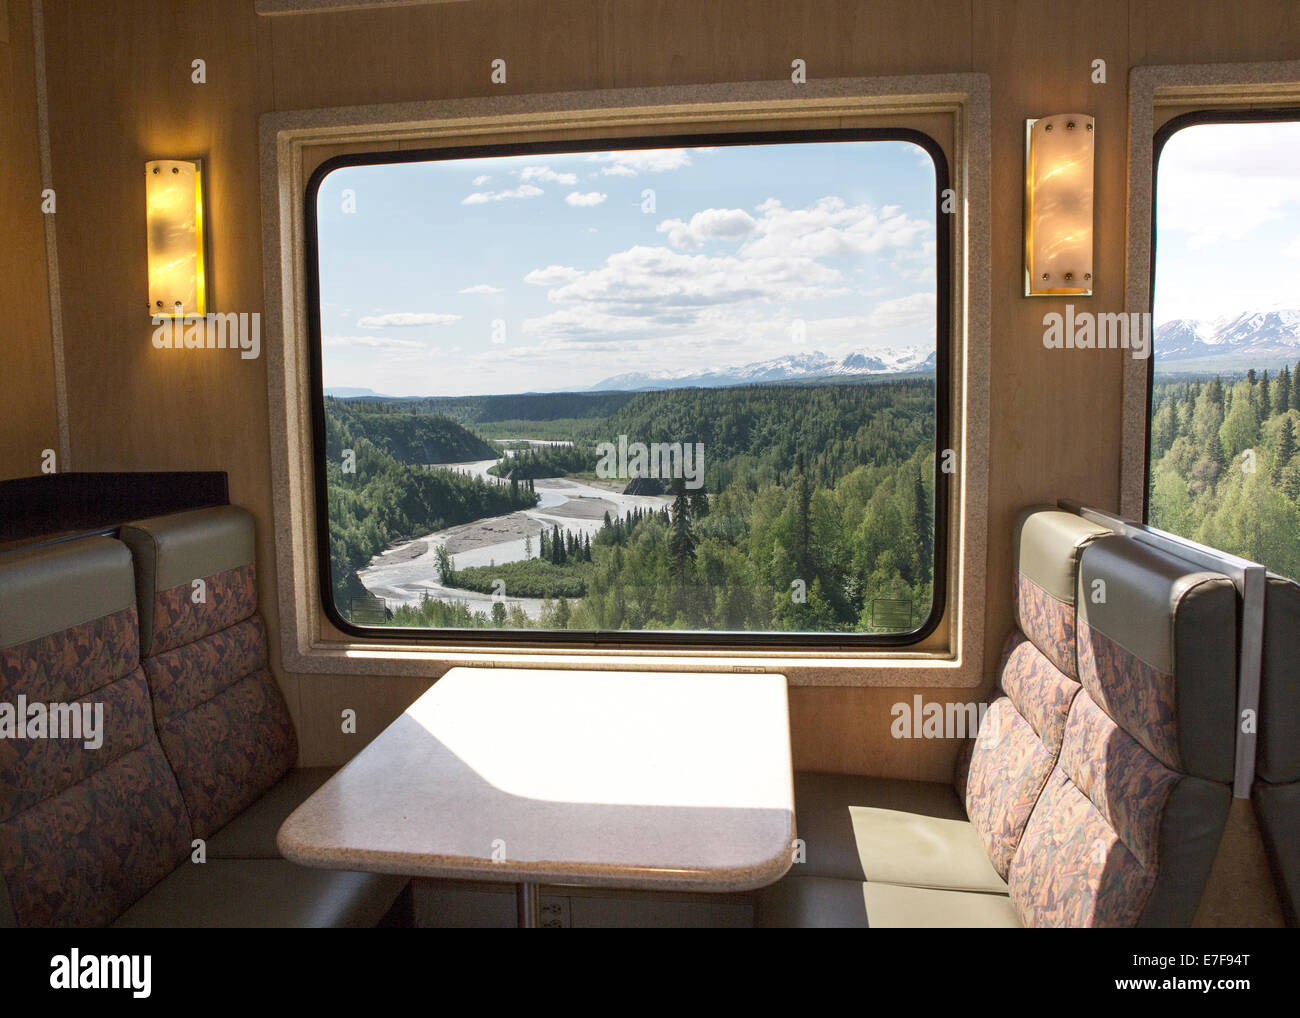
[[304, 126, 954, 651], [1142, 105, 1300, 521]]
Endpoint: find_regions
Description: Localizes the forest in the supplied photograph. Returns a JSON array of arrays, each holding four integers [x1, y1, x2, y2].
[[322, 399, 537, 604], [331, 377, 941, 635], [1148, 364, 1300, 580]]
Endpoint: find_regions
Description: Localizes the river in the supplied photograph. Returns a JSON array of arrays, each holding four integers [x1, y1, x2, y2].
[[357, 443, 674, 620]]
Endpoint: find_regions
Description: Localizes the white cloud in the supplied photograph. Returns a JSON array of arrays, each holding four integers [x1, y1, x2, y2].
[[741, 196, 931, 259], [865, 292, 935, 330], [1282, 233, 1300, 259], [1157, 121, 1300, 249], [520, 166, 578, 186], [355, 312, 462, 328], [323, 335, 425, 350], [472, 174, 490, 186], [588, 149, 692, 176], [524, 265, 584, 286], [657, 208, 757, 249], [524, 244, 846, 338], [564, 191, 607, 207], [459, 284, 503, 294], [462, 183, 544, 204]]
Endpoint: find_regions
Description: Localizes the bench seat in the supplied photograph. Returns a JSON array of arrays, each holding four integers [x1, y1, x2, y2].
[[792, 772, 1006, 893], [757, 875, 1020, 928], [112, 859, 406, 928], [206, 768, 337, 859]]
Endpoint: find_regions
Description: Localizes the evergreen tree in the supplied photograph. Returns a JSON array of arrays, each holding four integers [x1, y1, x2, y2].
[[1294, 362, 1300, 412], [669, 490, 696, 577], [1247, 368, 1258, 387], [1279, 366, 1292, 418], [792, 456, 812, 579], [689, 487, 710, 519], [1276, 416, 1297, 483], [911, 471, 932, 585], [1261, 370, 1272, 417]]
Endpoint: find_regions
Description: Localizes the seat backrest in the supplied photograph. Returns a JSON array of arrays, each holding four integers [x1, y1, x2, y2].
[[960, 507, 1112, 877], [1254, 573, 1300, 926], [1010, 535, 1238, 926], [0, 537, 192, 927], [118, 506, 297, 840]]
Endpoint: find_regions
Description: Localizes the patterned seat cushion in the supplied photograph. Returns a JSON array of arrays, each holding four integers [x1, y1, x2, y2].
[[1010, 534, 1238, 927], [964, 632, 1080, 878], [958, 507, 1110, 879], [119, 508, 297, 840], [1012, 507, 1113, 678], [0, 538, 191, 927]]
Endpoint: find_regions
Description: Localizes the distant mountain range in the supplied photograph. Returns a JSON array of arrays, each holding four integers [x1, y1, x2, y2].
[[324, 387, 387, 398], [587, 347, 937, 392], [1156, 310, 1300, 368]]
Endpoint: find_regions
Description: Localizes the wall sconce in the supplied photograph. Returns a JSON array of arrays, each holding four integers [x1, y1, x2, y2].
[[146, 159, 207, 317], [1024, 115, 1094, 296]]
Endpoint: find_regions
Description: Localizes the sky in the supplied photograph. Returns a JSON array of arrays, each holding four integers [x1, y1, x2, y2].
[[1154, 120, 1300, 327], [314, 139, 937, 397]]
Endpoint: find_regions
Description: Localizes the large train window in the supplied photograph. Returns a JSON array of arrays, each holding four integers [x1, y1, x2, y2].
[[305, 130, 951, 647], [1147, 112, 1300, 580]]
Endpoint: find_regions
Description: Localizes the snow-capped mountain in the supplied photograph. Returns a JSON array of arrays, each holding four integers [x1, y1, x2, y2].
[[1156, 310, 1300, 364], [588, 347, 936, 391]]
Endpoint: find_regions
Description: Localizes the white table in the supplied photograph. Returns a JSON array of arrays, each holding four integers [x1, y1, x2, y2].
[[277, 668, 796, 927]]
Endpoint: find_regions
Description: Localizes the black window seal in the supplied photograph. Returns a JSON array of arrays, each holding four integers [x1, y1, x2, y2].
[[1144, 106, 1300, 521], [304, 126, 953, 651]]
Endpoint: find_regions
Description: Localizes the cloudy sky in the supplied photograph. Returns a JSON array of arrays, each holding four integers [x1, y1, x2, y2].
[[315, 140, 937, 397], [1154, 119, 1300, 327]]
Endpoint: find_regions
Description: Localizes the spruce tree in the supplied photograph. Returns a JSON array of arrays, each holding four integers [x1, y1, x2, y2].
[[911, 471, 932, 585], [1276, 416, 1297, 482], [792, 456, 812, 579], [1261, 370, 1272, 418], [669, 489, 696, 577]]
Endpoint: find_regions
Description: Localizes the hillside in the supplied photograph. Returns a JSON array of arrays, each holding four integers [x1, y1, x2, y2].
[[324, 399, 496, 464], [360, 391, 638, 425]]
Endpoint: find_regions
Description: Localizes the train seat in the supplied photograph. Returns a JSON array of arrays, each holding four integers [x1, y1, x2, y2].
[[760, 512, 1241, 927], [1254, 573, 1300, 926], [115, 506, 407, 921], [761, 509, 1108, 921], [0, 536, 192, 927], [0, 508, 407, 927], [1009, 534, 1237, 925]]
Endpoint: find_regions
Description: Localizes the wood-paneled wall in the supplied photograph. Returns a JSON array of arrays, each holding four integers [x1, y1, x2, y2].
[[0, 0, 57, 481], [33, 0, 1300, 776]]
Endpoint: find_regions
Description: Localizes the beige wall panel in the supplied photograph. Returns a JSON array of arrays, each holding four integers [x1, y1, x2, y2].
[[294, 673, 435, 766], [789, 682, 994, 782], [0, 0, 57, 481], [973, 0, 1130, 676], [33, 0, 1300, 771], [1134, 0, 1300, 65]]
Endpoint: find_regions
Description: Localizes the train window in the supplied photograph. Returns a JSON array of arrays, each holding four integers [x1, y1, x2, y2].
[[306, 131, 950, 646], [1147, 113, 1300, 581]]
